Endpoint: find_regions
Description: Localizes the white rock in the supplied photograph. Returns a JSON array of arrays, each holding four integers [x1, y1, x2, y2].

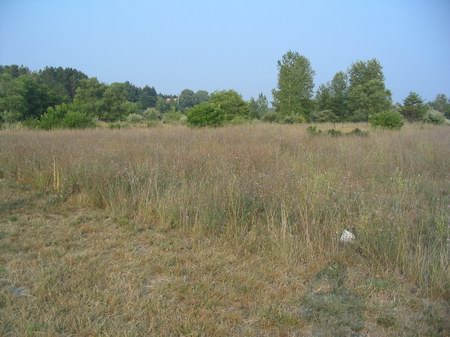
[[340, 229, 356, 243]]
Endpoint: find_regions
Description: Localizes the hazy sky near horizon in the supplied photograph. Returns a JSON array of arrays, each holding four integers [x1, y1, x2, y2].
[[0, 0, 449, 102]]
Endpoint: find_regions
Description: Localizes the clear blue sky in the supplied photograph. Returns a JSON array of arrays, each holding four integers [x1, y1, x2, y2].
[[1, 0, 449, 102]]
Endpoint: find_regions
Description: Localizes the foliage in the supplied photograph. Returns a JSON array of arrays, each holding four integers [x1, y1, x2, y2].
[[73, 77, 107, 117], [187, 102, 224, 127], [178, 89, 198, 110], [400, 91, 427, 122], [261, 111, 278, 123], [156, 96, 174, 113], [143, 108, 162, 121], [195, 90, 209, 104], [311, 109, 338, 123], [187, 90, 250, 127], [347, 59, 392, 121], [315, 71, 349, 121], [126, 113, 146, 123], [278, 114, 306, 124], [138, 85, 157, 110], [272, 50, 314, 118], [101, 83, 137, 121], [307, 125, 322, 135], [423, 109, 446, 125], [429, 94, 450, 118], [38, 66, 88, 103], [249, 93, 269, 119], [39, 103, 95, 129], [163, 110, 185, 123], [209, 90, 250, 119], [61, 111, 96, 129], [369, 110, 404, 129]]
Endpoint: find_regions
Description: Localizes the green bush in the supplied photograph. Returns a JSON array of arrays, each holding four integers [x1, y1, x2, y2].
[[39, 104, 69, 129], [347, 128, 369, 137], [279, 114, 307, 124], [307, 125, 322, 135], [326, 129, 343, 137], [422, 109, 445, 125], [126, 113, 145, 123], [62, 111, 96, 129], [143, 108, 161, 121], [261, 111, 278, 123], [39, 103, 95, 129], [163, 110, 184, 124], [187, 102, 224, 127], [369, 110, 404, 130]]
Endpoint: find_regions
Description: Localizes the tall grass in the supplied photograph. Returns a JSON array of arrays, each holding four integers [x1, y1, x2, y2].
[[1, 123, 449, 298]]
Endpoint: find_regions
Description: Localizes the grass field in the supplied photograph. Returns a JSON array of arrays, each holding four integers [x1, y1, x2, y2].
[[0, 123, 449, 336]]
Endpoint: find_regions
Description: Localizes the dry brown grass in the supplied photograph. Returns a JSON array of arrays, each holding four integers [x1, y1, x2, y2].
[[0, 123, 449, 336]]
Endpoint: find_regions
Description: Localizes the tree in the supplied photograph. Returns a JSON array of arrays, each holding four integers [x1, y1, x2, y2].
[[123, 81, 141, 103], [195, 90, 209, 104], [38, 66, 88, 103], [138, 85, 157, 110], [209, 90, 250, 120], [347, 59, 391, 121], [249, 93, 269, 119], [187, 90, 250, 127], [329, 71, 349, 120], [73, 78, 107, 117], [429, 94, 450, 119], [400, 91, 427, 122], [272, 51, 315, 118], [178, 89, 198, 110], [187, 102, 224, 127], [0, 65, 30, 78], [315, 71, 349, 122], [102, 83, 137, 121]]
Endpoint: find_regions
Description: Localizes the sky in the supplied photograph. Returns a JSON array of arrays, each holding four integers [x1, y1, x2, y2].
[[0, 0, 449, 102]]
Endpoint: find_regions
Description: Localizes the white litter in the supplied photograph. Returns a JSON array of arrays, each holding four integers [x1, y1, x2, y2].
[[340, 229, 356, 243]]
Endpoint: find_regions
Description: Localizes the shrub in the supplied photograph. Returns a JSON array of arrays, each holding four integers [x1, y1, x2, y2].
[[423, 109, 445, 125], [163, 110, 184, 124], [126, 113, 145, 123], [369, 110, 404, 129], [187, 102, 224, 127], [261, 111, 278, 123], [326, 129, 342, 137], [39, 104, 95, 129], [311, 109, 338, 123], [229, 115, 250, 125], [39, 104, 69, 129], [62, 111, 96, 129], [279, 114, 307, 124], [347, 128, 369, 137], [307, 125, 322, 135], [143, 108, 162, 121]]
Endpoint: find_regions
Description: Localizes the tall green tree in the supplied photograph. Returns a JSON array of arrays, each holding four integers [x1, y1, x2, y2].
[[138, 85, 157, 110], [102, 83, 137, 121], [123, 81, 142, 103], [73, 77, 107, 117], [272, 51, 315, 118], [195, 90, 209, 104], [178, 89, 198, 110], [400, 91, 427, 122], [38, 66, 88, 103], [347, 59, 391, 121], [429, 94, 450, 119], [249, 93, 269, 119], [0, 65, 30, 78]]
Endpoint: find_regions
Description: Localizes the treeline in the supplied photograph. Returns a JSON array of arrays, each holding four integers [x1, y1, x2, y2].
[[1, 53, 449, 129]]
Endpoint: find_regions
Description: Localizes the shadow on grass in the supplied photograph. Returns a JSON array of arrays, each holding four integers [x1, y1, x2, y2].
[[300, 262, 365, 337]]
